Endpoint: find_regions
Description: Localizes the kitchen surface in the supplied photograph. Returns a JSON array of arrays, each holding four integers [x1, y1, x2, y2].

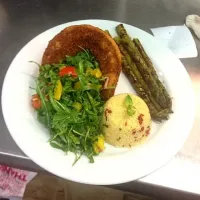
[[0, 0, 200, 199]]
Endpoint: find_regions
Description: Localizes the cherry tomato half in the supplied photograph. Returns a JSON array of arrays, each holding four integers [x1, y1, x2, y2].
[[31, 94, 41, 109]]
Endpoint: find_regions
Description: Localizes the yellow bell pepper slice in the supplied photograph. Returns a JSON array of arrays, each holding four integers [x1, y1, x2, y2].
[[86, 67, 102, 78], [54, 80, 62, 100], [93, 135, 105, 154], [92, 68, 102, 78]]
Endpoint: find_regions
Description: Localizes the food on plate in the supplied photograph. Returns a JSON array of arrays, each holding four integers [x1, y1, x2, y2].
[[30, 22, 173, 164], [115, 24, 172, 121], [114, 37, 169, 121], [42, 24, 122, 100], [101, 94, 151, 147], [32, 49, 108, 164], [117, 25, 167, 108], [133, 38, 172, 110], [104, 30, 112, 36]]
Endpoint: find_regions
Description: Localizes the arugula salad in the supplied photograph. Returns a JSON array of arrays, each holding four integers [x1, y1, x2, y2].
[[31, 50, 105, 164]]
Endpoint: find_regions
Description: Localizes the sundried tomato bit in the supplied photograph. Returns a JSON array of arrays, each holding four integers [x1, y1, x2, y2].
[[132, 129, 136, 135], [104, 110, 108, 121], [104, 108, 112, 121], [138, 114, 144, 125], [107, 109, 112, 113], [125, 122, 127, 126], [140, 126, 144, 132]]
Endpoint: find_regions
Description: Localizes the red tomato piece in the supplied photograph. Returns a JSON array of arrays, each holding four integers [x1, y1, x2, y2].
[[59, 66, 77, 77], [31, 94, 41, 109]]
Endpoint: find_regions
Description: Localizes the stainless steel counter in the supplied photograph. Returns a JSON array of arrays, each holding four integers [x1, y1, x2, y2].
[[0, 0, 200, 197]]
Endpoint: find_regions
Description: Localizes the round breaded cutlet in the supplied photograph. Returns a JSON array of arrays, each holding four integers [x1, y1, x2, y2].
[[42, 24, 122, 100]]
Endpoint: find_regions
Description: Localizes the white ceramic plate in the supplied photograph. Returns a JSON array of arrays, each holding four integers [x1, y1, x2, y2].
[[2, 20, 194, 185]]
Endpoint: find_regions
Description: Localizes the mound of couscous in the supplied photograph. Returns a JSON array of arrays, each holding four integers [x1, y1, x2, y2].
[[101, 93, 151, 147]]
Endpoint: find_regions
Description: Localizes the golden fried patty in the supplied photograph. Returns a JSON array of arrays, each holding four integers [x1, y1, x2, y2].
[[42, 25, 122, 100]]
